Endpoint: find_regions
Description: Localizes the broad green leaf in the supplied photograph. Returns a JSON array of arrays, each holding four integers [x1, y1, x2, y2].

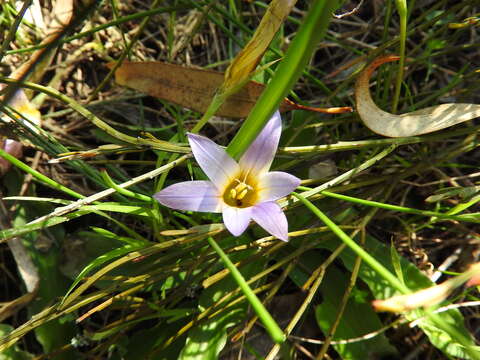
[[287, 248, 397, 360], [315, 265, 398, 359], [319, 235, 478, 359], [179, 309, 243, 360]]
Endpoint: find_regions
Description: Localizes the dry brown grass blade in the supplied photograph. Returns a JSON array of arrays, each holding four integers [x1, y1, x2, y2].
[[0, 291, 38, 322], [109, 61, 351, 118], [355, 55, 480, 137]]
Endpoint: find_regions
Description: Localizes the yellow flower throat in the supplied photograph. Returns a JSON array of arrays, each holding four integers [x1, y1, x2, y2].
[[223, 175, 258, 208]]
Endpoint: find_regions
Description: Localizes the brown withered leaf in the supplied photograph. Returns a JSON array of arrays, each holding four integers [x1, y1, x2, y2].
[[108, 61, 351, 118], [356, 55, 480, 137]]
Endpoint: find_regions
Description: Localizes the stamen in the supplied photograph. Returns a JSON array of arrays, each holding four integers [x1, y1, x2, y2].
[[234, 182, 248, 194], [224, 177, 256, 207], [237, 188, 248, 200]]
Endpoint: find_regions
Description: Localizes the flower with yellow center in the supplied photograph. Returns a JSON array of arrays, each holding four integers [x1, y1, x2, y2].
[[154, 111, 300, 241], [0, 88, 41, 174]]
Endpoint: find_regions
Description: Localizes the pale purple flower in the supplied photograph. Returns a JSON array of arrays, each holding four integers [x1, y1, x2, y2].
[[154, 111, 300, 241]]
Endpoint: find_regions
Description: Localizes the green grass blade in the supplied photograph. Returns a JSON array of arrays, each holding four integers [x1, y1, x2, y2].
[[226, 0, 343, 160], [292, 191, 409, 294], [207, 237, 286, 344]]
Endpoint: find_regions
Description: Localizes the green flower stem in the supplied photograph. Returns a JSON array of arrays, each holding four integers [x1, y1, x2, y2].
[[206, 237, 286, 344], [281, 122, 480, 154], [0, 148, 85, 200], [288, 145, 397, 205], [391, 0, 407, 113], [292, 192, 409, 294], [306, 189, 480, 224], [190, 92, 225, 134], [100, 169, 152, 203], [226, 0, 342, 160]]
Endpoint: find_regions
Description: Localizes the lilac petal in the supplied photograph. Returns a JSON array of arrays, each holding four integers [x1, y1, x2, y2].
[[251, 201, 289, 241], [0, 140, 23, 175], [154, 181, 222, 212], [222, 206, 252, 236], [3, 139, 23, 159], [239, 110, 282, 176], [187, 133, 239, 190], [258, 171, 301, 202]]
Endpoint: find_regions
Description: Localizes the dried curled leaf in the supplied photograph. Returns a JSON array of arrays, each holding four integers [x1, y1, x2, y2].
[[355, 55, 480, 137], [109, 61, 351, 118]]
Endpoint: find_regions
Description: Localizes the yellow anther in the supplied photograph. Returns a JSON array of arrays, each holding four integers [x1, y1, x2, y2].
[[234, 182, 248, 194], [237, 188, 248, 200], [226, 178, 254, 204]]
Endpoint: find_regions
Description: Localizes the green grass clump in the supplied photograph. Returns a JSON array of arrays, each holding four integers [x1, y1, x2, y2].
[[0, 1, 479, 359]]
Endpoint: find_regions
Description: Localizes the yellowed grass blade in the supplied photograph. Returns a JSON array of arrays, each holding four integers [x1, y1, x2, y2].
[[222, 0, 297, 94], [355, 55, 480, 137]]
